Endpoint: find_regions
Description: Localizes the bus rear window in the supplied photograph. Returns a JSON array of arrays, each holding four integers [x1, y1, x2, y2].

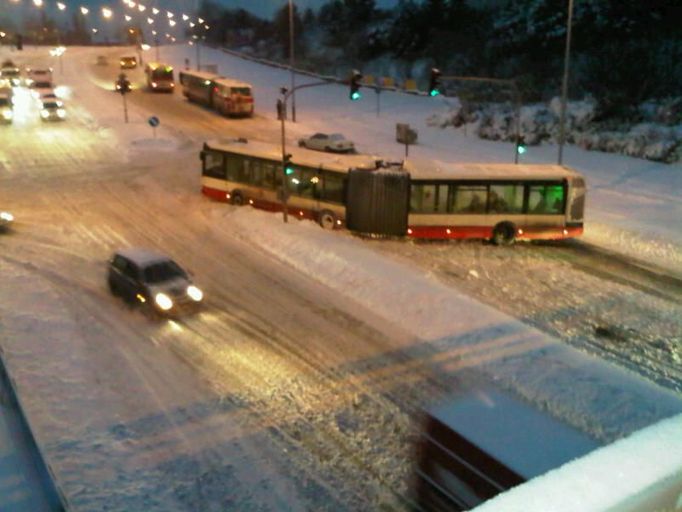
[[231, 87, 251, 97]]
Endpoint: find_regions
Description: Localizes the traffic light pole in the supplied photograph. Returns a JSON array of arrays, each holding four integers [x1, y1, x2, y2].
[[278, 80, 338, 223], [440, 75, 522, 164]]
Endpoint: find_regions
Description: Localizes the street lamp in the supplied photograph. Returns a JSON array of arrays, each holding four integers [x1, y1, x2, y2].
[[557, 0, 575, 165]]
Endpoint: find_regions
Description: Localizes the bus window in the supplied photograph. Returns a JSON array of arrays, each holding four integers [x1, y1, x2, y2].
[[261, 163, 277, 190], [436, 185, 449, 213], [225, 154, 242, 182], [288, 167, 316, 199], [321, 171, 345, 204], [528, 184, 565, 214], [231, 87, 252, 97], [203, 151, 225, 179], [411, 184, 437, 213], [452, 185, 487, 214], [489, 184, 524, 214], [250, 160, 265, 187]]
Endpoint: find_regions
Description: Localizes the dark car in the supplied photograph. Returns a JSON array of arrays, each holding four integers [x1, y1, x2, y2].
[[107, 248, 204, 314]]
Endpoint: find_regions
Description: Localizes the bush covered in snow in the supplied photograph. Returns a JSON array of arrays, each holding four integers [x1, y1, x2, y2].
[[428, 97, 682, 163]]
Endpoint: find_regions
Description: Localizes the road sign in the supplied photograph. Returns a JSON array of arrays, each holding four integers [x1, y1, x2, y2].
[[148, 116, 160, 127]]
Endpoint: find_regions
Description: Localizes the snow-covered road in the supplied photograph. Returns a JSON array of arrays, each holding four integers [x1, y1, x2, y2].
[[0, 45, 680, 511]]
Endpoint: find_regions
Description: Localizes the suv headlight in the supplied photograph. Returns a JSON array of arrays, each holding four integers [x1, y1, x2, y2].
[[57, 109, 66, 118], [1, 109, 12, 120], [154, 293, 173, 310], [40, 109, 49, 118], [187, 285, 203, 302]]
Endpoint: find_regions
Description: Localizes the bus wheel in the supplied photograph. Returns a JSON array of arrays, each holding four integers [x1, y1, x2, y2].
[[231, 191, 245, 206], [492, 222, 516, 246], [318, 210, 337, 230]]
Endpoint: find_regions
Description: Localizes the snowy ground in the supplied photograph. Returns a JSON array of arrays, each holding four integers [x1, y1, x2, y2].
[[0, 45, 680, 511]]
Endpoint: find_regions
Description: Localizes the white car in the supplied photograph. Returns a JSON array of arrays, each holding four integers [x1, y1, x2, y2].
[[298, 133, 355, 153], [29, 80, 55, 100], [25, 67, 53, 85], [39, 99, 66, 121], [0, 66, 21, 86], [37, 91, 62, 106], [0, 211, 13, 231], [0, 94, 13, 124]]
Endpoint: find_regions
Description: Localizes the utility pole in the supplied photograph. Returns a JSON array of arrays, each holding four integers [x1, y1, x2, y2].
[[558, 0, 575, 165], [288, 0, 296, 122]]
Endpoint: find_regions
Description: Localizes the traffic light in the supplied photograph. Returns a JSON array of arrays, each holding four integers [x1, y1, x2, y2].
[[349, 70, 362, 101], [428, 68, 441, 97], [516, 135, 527, 155], [283, 153, 294, 175]]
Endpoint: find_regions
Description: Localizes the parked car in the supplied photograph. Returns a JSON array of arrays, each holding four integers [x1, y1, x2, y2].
[[37, 91, 62, 106], [298, 133, 355, 153], [0, 210, 14, 231], [96, 55, 108, 66], [119, 56, 137, 69], [39, 100, 66, 121], [0, 94, 13, 124], [107, 248, 204, 315]]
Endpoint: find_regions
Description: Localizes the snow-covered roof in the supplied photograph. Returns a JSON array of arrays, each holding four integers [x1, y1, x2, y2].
[[430, 387, 599, 480], [178, 69, 219, 81], [404, 157, 583, 181], [115, 247, 171, 267], [205, 138, 382, 172], [213, 77, 253, 89]]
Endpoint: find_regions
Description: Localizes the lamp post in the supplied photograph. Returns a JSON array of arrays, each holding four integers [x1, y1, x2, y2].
[[557, 0, 574, 165], [288, 0, 296, 122]]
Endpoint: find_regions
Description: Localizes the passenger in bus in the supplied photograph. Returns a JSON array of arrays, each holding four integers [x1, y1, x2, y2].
[[488, 191, 508, 213], [467, 194, 485, 213]]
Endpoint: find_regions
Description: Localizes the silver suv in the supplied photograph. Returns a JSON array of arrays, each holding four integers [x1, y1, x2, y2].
[[107, 248, 203, 314]]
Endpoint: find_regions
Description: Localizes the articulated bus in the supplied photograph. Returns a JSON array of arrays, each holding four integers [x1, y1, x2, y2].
[[200, 138, 382, 229], [200, 139, 586, 243], [179, 70, 254, 117], [144, 62, 175, 92]]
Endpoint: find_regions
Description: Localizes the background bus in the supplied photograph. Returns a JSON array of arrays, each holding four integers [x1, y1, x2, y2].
[[211, 78, 254, 117], [144, 63, 174, 92], [179, 71, 254, 117], [179, 69, 219, 105], [403, 158, 586, 244], [200, 138, 381, 229]]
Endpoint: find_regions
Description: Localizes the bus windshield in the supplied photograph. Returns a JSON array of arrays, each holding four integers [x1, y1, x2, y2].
[[231, 87, 251, 97], [151, 67, 173, 80]]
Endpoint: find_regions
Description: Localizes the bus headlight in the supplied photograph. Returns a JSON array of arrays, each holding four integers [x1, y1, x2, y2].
[[57, 109, 66, 118], [1, 109, 12, 120], [187, 285, 203, 302], [151, 82, 157, 88], [154, 293, 173, 310]]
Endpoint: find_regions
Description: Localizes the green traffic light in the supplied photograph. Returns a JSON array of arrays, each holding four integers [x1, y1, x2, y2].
[[517, 145, 527, 155], [351, 91, 361, 101], [285, 166, 294, 175], [430, 89, 440, 97]]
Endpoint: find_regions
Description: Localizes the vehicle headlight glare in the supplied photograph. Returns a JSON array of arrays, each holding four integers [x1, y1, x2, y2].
[[187, 285, 203, 302], [57, 109, 66, 118], [154, 293, 173, 310], [1, 109, 12, 120], [40, 109, 49, 118], [0, 212, 13, 222], [151, 81, 157, 87]]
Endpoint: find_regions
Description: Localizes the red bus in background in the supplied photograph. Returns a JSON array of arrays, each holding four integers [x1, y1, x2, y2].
[[210, 78, 254, 117], [144, 62, 175, 92]]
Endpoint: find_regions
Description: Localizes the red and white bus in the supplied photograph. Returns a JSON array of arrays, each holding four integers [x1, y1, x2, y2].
[[200, 139, 586, 243], [178, 70, 254, 117], [404, 158, 585, 243], [200, 138, 382, 229], [144, 62, 175, 92], [210, 77, 254, 117]]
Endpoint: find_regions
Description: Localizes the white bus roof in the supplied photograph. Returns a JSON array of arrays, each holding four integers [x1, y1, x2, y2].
[[145, 62, 174, 70], [404, 157, 583, 181], [205, 138, 382, 172], [178, 69, 220, 81], [212, 77, 252, 88]]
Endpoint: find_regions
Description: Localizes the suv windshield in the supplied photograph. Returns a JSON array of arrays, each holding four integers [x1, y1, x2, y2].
[[42, 102, 61, 109], [143, 260, 186, 283], [33, 82, 52, 88]]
